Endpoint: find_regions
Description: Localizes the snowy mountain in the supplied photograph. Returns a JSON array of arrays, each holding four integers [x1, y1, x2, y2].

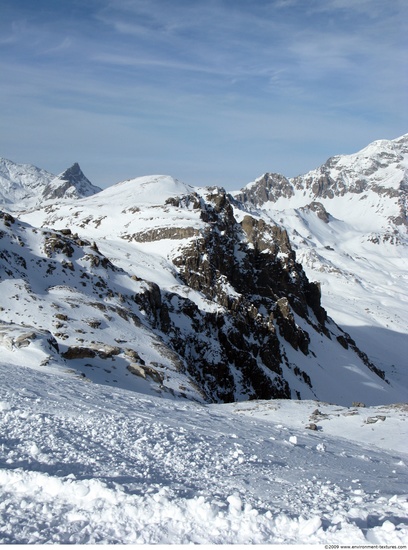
[[234, 134, 408, 394], [1, 170, 402, 405], [42, 162, 101, 202], [1, 136, 407, 406], [0, 157, 54, 206], [235, 133, 408, 224], [0, 158, 101, 210], [1, 139, 408, 544]]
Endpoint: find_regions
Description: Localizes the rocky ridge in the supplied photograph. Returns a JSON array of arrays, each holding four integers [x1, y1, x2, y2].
[[0, 164, 401, 404], [234, 134, 408, 241], [233, 134, 408, 391], [0, 158, 101, 210]]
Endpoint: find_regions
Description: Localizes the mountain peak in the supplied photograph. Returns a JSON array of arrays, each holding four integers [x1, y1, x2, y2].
[[59, 162, 82, 180], [42, 163, 101, 201], [0, 157, 55, 207], [233, 172, 293, 207], [0, 158, 101, 210]]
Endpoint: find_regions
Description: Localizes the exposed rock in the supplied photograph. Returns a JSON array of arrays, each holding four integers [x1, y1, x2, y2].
[[62, 344, 120, 360], [85, 319, 101, 329], [124, 348, 145, 364], [234, 173, 294, 206], [43, 233, 75, 258], [42, 163, 101, 201], [300, 202, 331, 223], [337, 335, 349, 349], [54, 313, 69, 321], [365, 415, 386, 424], [127, 363, 164, 384], [62, 347, 96, 360], [0, 211, 16, 226], [0, 323, 59, 353], [122, 226, 199, 243], [305, 423, 318, 430]]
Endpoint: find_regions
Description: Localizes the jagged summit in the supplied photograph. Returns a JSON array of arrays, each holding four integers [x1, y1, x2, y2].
[[42, 162, 101, 201], [1, 134, 407, 406], [234, 173, 294, 207], [0, 158, 101, 211], [235, 133, 408, 205], [234, 133, 408, 237]]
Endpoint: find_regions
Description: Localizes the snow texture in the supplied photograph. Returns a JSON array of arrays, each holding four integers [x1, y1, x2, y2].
[[0, 364, 407, 544], [0, 134, 407, 544]]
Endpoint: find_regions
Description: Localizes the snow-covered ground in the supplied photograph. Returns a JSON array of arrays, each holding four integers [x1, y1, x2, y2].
[[1, 137, 407, 544], [0, 362, 407, 544]]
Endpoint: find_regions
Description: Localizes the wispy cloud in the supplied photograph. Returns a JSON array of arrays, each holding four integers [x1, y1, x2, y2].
[[0, 0, 406, 188]]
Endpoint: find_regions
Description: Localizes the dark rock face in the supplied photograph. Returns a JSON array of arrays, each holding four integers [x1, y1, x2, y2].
[[133, 189, 331, 402], [42, 163, 101, 201], [234, 173, 294, 206], [300, 202, 331, 223]]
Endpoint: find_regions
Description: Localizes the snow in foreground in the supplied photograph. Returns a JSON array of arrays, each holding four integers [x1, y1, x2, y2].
[[0, 364, 407, 545]]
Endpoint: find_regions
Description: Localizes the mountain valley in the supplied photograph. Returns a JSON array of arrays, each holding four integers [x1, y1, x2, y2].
[[1, 135, 407, 406], [1, 136, 408, 544]]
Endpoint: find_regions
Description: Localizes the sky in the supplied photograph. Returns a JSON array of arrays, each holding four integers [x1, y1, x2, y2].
[[0, 0, 407, 190]]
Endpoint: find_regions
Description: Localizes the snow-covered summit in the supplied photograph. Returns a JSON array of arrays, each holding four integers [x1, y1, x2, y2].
[[294, 132, 408, 198], [0, 157, 54, 206], [235, 133, 408, 210], [0, 158, 101, 211], [92, 174, 195, 206], [42, 162, 101, 201]]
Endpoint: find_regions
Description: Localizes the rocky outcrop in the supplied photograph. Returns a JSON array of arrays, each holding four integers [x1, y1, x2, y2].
[[123, 226, 199, 243], [0, 322, 59, 353], [129, 189, 333, 402], [234, 173, 294, 206], [42, 163, 101, 201], [300, 202, 331, 223], [62, 343, 120, 360]]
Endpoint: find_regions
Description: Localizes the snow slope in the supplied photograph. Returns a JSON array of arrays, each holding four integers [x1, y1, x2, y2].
[[0, 363, 407, 544], [233, 134, 408, 393], [0, 158, 101, 210], [4, 179, 404, 405], [0, 158, 54, 206]]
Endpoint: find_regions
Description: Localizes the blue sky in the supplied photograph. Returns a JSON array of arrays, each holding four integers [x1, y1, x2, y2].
[[1, 0, 407, 190]]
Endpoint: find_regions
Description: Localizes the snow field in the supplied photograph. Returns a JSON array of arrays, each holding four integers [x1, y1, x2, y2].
[[0, 364, 407, 544]]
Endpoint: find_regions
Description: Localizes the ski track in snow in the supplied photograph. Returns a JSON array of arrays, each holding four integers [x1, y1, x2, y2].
[[0, 364, 407, 545]]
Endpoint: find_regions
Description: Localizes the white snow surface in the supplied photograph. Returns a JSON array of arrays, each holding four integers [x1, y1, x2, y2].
[[1, 136, 408, 544], [233, 133, 408, 394], [0, 363, 407, 545], [0, 158, 54, 206], [5, 180, 404, 405]]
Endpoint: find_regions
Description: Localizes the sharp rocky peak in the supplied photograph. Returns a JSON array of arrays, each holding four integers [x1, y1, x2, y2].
[[234, 173, 294, 207], [42, 163, 101, 201], [0, 158, 101, 210]]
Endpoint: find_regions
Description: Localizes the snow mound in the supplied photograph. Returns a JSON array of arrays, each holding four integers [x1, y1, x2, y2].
[[95, 174, 195, 206], [0, 364, 407, 544]]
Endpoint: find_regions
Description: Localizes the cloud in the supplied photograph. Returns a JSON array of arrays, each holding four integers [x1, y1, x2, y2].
[[0, 0, 406, 189]]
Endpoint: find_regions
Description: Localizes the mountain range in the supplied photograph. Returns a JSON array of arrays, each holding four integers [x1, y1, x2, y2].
[[0, 134, 407, 406]]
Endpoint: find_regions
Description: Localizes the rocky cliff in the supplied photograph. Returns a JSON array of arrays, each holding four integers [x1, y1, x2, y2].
[[1, 137, 406, 405]]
